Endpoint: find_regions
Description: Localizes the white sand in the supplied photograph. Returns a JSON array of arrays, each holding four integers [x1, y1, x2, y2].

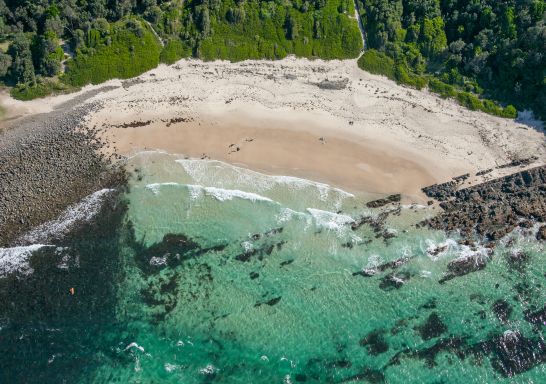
[[4, 57, 546, 201]]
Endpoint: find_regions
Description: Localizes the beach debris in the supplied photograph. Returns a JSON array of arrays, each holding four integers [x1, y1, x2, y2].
[[110, 120, 152, 129]]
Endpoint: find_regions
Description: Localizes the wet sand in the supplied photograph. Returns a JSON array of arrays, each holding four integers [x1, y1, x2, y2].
[[102, 109, 439, 201]]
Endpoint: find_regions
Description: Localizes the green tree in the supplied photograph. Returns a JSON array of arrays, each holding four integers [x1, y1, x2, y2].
[[0, 52, 12, 78], [8, 33, 35, 85], [32, 31, 63, 77], [419, 16, 447, 56]]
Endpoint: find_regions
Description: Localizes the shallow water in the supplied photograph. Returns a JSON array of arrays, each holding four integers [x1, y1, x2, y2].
[[2, 151, 545, 383]]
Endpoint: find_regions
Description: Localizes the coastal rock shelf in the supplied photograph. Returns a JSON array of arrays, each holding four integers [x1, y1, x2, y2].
[[422, 165, 546, 241]]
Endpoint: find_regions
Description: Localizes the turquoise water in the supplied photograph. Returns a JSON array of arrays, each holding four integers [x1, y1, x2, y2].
[[2, 151, 545, 383]]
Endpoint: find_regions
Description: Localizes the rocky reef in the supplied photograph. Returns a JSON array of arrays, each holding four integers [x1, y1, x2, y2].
[[422, 165, 546, 242]]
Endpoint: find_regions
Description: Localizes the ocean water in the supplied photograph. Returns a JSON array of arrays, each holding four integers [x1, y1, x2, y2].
[[1, 151, 545, 383]]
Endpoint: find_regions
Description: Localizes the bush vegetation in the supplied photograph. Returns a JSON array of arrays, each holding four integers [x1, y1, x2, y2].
[[357, 50, 395, 80], [160, 40, 191, 65], [0, 0, 362, 100], [10, 78, 74, 101], [63, 19, 162, 86], [356, 0, 545, 120]]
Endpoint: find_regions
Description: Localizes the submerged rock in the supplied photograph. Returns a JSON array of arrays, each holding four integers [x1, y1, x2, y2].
[[416, 312, 448, 340], [255, 296, 281, 307], [537, 225, 546, 241], [379, 271, 411, 291], [339, 369, 385, 383], [524, 306, 546, 326], [492, 300, 513, 323], [439, 251, 490, 284], [360, 329, 389, 355], [487, 331, 546, 377]]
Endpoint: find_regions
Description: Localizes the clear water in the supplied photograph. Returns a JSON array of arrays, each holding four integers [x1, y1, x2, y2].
[[1, 151, 545, 383]]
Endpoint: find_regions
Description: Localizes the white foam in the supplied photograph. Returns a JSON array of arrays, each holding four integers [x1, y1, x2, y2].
[[164, 363, 180, 372], [146, 182, 273, 203], [306, 208, 354, 232], [454, 243, 492, 262], [18, 189, 115, 243], [425, 238, 458, 260], [175, 158, 354, 203], [276, 207, 310, 226], [186, 184, 203, 200], [203, 186, 273, 202], [366, 254, 384, 269], [241, 241, 253, 252], [126, 149, 169, 160], [124, 342, 145, 353], [149, 256, 168, 266], [146, 182, 180, 195], [0, 244, 52, 278], [420, 270, 432, 278], [56, 247, 79, 270], [199, 364, 218, 375]]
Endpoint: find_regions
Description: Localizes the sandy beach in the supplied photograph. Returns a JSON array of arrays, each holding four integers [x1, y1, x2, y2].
[[4, 57, 546, 202]]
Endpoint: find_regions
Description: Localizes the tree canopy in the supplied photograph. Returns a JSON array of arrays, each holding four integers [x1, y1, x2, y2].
[[356, 0, 546, 120]]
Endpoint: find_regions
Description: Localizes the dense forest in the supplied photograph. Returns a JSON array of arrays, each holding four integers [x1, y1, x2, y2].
[[356, 0, 546, 120], [0, 0, 361, 98], [0, 0, 544, 121]]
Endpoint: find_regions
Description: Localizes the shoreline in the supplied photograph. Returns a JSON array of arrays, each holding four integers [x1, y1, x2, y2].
[[0, 87, 125, 246], [100, 109, 441, 201], [85, 57, 545, 201], [1, 56, 545, 244]]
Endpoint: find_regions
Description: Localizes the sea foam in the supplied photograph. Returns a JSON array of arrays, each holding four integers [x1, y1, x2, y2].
[[0, 244, 52, 278], [18, 189, 115, 244], [306, 208, 355, 231], [175, 158, 354, 204], [145, 183, 273, 203]]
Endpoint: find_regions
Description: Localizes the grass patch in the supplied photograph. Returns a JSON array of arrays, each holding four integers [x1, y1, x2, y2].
[[358, 49, 427, 89]]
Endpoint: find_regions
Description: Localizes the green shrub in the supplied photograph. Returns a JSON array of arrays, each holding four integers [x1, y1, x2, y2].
[[63, 18, 161, 87], [394, 60, 427, 89], [456, 91, 482, 111], [10, 78, 73, 100], [500, 104, 517, 118], [428, 78, 456, 98], [160, 39, 191, 64], [357, 49, 395, 80]]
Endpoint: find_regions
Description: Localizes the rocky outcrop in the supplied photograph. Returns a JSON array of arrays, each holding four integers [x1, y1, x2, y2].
[[365, 194, 401, 208], [422, 165, 546, 241]]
